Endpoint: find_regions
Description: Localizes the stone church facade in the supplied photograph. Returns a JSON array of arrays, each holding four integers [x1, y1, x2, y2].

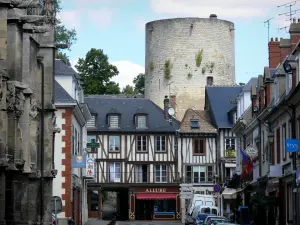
[[0, 1, 58, 224]]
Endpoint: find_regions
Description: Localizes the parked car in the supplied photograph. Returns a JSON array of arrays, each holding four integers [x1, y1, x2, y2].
[[203, 216, 229, 225], [195, 213, 215, 225]]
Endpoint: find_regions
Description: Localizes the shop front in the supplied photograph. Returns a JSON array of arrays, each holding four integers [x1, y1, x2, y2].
[[129, 187, 180, 221]]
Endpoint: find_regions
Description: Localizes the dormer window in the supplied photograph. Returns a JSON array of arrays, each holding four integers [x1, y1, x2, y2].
[[87, 115, 96, 128], [137, 115, 147, 128], [191, 120, 199, 129], [109, 115, 120, 128]]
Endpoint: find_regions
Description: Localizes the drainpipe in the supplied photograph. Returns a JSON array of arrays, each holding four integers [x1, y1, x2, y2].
[[290, 105, 297, 225], [257, 119, 262, 178], [37, 56, 45, 224]]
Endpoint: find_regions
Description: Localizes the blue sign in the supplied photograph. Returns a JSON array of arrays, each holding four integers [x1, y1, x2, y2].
[[297, 170, 300, 185], [285, 139, 299, 153], [213, 184, 221, 193], [72, 155, 86, 168]]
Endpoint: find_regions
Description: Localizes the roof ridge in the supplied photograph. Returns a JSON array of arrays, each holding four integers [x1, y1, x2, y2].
[[208, 84, 243, 87]]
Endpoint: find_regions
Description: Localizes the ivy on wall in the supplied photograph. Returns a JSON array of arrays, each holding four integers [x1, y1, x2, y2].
[[148, 61, 154, 71], [164, 60, 172, 80], [195, 49, 203, 67]]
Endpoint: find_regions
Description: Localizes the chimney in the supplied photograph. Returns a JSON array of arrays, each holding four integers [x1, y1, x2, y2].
[[268, 37, 280, 68], [163, 95, 170, 120], [170, 95, 177, 117], [289, 19, 300, 50], [209, 14, 217, 19]]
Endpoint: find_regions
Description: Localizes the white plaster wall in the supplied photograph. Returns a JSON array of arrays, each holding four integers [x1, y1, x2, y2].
[[82, 124, 88, 225], [53, 108, 66, 218], [145, 17, 235, 120], [72, 114, 82, 178], [237, 91, 251, 119]]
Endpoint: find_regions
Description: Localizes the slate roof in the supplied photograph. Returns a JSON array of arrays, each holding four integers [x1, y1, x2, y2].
[[242, 77, 258, 92], [205, 86, 244, 128], [54, 80, 76, 104], [180, 109, 217, 134], [84, 96, 180, 133], [55, 59, 77, 76]]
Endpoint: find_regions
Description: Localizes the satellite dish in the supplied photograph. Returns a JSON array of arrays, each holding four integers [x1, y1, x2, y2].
[[168, 107, 175, 116]]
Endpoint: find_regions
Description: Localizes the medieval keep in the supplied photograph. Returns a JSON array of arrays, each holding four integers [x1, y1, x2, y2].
[[0, 1, 58, 224]]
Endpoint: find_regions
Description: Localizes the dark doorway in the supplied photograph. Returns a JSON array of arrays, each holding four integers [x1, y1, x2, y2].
[[135, 200, 153, 220]]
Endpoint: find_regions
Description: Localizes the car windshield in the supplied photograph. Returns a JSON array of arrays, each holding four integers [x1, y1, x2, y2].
[[210, 218, 230, 224]]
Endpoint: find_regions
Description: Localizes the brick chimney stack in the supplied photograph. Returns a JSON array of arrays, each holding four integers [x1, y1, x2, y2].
[[268, 37, 280, 68], [289, 18, 300, 50], [163, 95, 170, 120]]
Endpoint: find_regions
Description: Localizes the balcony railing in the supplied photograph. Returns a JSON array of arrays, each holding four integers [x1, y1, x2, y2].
[[96, 172, 180, 184]]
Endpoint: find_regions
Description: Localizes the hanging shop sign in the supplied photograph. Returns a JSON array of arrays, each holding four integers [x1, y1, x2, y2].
[[285, 139, 299, 153], [86, 157, 95, 177], [245, 144, 258, 160], [72, 155, 86, 168]]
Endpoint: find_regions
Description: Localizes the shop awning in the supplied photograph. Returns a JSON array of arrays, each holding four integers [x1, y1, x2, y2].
[[222, 188, 237, 199], [136, 193, 177, 200]]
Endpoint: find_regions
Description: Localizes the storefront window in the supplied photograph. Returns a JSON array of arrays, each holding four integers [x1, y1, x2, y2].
[[153, 200, 176, 214]]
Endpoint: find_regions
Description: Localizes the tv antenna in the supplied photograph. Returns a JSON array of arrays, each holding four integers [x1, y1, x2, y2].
[[263, 17, 274, 41], [278, 0, 300, 24]]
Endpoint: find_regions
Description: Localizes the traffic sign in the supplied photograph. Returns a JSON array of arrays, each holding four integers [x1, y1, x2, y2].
[[213, 184, 221, 193]]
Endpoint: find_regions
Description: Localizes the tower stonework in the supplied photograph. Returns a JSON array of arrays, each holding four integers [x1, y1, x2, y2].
[[0, 1, 57, 224], [145, 15, 236, 120]]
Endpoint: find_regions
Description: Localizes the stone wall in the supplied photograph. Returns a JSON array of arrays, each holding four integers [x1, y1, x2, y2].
[[145, 15, 235, 120], [0, 1, 57, 224]]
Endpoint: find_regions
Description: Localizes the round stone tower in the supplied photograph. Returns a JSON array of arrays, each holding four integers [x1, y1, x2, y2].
[[145, 15, 236, 120]]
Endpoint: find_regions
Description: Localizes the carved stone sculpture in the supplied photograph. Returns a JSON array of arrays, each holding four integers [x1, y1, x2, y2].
[[29, 97, 38, 119], [11, 0, 40, 8], [43, 0, 55, 19], [6, 82, 27, 118]]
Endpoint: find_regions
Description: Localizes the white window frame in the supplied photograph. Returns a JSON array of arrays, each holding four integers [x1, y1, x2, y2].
[[87, 115, 96, 128], [225, 138, 235, 150], [109, 136, 120, 152], [137, 136, 147, 152], [156, 136, 166, 152], [155, 164, 167, 183], [137, 115, 147, 128], [186, 165, 213, 183], [109, 162, 121, 183], [109, 115, 119, 128]]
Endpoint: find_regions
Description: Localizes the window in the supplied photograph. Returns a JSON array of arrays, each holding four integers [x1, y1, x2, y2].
[[287, 183, 293, 222], [225, 138, 235, 150], [276, 128, 281, 164], [109, 136, 120, 152], [155, 165, 167, 183], [72, 127, 75, 155], [87, 115, 96, 127], [191, 120, 199, 128], [206, 76, 213, 86], [137, 115, 147, 128], [186, 165, 213, 183], [156, 136, 166, 152], [109, 162, 121, 182], [135, 164, 148, 183], [109, 115, 119, 128], [137, 136, 147, 152], [193, 138, 205, 155], [289, 120, 292, 138], [282, 124, 286, 160]]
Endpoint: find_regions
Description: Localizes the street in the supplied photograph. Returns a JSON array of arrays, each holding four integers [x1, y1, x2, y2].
[[85, 219, 182, 225]]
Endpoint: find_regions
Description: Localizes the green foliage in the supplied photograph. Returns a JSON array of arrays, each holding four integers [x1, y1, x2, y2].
[[195, 49, 203, 67], [122, 85, 134, 95], [148, 61, 154, 71], [201, 67, 206, 74], [56, 52, 71, 66], [133, 73, 145, 95], [53, 0, 77, 61], [75, 48, 119, 95], [164, 60, 172, 80]]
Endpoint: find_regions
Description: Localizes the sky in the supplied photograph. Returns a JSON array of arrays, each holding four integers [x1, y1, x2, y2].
[[58, 0, 295, 89]]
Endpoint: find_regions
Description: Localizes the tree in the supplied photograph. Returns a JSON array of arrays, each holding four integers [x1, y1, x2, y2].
[[133, 73, 145, 95], [54, 0, 77, 65], [75, 48, 119, 95], [122, 85, 134, 95]]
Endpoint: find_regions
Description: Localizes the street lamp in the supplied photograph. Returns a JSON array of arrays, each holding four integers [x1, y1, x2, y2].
[[267, 132, 274, 144]]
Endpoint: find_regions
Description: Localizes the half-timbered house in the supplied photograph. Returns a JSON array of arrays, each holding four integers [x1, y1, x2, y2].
[[204, 86, 244, 183], [84, 95, 180, 221], [178, 109, 217, 219]]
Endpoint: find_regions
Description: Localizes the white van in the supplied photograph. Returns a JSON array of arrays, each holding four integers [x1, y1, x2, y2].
[[187, 194, 216, 215]]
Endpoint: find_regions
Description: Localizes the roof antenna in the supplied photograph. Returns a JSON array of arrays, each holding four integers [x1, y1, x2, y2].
[[263, 17, 274, 42], [278, 0, 300, 31]]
